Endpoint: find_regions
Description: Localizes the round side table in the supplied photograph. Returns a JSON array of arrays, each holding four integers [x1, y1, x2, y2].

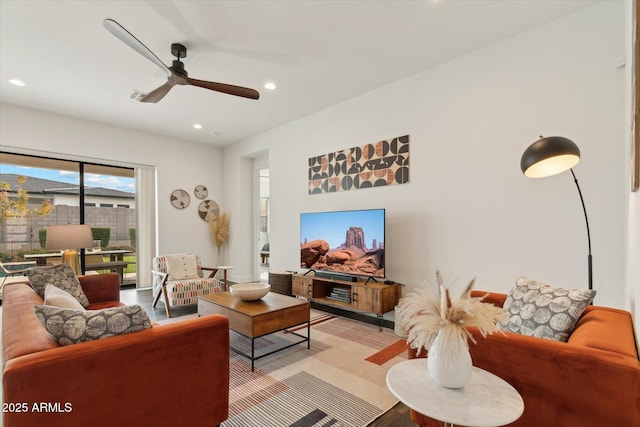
[[386, 359, 524, 427], [216, 265, 234, 291]]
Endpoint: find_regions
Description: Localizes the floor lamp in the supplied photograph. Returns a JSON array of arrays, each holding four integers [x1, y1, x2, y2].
[[520, 136, 593, 291], [46, 224, 93, 275]]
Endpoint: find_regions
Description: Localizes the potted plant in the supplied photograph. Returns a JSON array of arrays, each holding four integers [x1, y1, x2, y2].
[[396, 271, 505, 388], [208, 212, 229, 262]]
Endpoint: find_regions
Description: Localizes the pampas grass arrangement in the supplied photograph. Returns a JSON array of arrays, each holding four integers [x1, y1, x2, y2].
[[396, 271, 505, 362], [208, 212, 229, 254]]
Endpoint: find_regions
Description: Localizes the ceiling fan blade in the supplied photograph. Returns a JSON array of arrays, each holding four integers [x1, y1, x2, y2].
[[140, 81, 175, 103], [103, 18, 172, 78], [186, 77, 260, 100]]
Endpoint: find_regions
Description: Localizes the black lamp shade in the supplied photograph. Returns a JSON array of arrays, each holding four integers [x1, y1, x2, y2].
[[520, 136, 580, 178]]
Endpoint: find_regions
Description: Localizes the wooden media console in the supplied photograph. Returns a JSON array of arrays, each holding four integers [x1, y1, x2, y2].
[[292, 272, 401, 329]]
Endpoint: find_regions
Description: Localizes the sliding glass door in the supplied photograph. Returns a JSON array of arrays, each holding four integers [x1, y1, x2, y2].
[[0, 152, 137, 285]]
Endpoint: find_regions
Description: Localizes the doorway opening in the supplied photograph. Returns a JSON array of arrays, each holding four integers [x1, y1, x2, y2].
[[257, 168, 269, 282]]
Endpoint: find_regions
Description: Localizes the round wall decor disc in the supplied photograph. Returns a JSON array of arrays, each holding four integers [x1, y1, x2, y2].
[[170, 189, 190, 209], [198, 199, 220, 221], [194, 184, 208, 199]]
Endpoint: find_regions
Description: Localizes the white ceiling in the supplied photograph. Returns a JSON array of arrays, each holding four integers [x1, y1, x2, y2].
[[0, 0, 597, 147]]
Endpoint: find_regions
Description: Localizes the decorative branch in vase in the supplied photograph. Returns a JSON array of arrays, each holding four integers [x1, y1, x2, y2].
[[208, 212, 229, 262], [396, 271, 505, 388]]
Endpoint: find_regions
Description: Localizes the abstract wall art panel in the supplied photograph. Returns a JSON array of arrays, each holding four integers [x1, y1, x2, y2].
[[308, 135, 409, 194]]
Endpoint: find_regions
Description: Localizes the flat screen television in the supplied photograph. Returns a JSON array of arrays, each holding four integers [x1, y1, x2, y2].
[[300, 208, 385, 279]]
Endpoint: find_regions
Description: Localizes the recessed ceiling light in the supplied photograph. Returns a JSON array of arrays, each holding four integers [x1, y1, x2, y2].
[[264, 82, 276, 90], [193, 124, 203, 130], [9, 79, 25, 87]]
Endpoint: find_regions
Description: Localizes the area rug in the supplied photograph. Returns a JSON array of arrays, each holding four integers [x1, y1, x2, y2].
[[161, 310, 408, 427]]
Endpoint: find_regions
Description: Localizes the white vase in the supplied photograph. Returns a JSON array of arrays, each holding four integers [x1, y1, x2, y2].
[[427, 329, 472, 388]]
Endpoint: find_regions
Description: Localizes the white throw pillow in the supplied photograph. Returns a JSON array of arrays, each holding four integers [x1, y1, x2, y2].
[[165, 254, 199, 280], [43, 284, 86, 311]]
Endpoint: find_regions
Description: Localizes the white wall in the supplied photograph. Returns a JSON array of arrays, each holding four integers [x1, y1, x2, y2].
[[0, 105, 224, 282], [226, 2, 631, 308], [629, 191, 639, 344], [623, 0, 639, 347]]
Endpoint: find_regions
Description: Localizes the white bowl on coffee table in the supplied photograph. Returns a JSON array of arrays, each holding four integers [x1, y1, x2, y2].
[[230, 282, 271, 301]]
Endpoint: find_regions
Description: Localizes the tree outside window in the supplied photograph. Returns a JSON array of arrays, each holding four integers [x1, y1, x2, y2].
[[1, 175, 53, 259]]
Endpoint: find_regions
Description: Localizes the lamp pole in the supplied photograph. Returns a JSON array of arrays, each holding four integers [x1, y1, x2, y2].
[[569, 169, 592, 290]]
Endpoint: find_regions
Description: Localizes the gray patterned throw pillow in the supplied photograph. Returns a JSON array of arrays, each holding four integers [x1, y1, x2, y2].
[[35, 304, 152, 346], [499, 277, 595, 342], [27, 264, 90, 308]]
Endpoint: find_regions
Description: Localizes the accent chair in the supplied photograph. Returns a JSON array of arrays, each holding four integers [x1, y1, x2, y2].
[[152, 253, 222, 317]]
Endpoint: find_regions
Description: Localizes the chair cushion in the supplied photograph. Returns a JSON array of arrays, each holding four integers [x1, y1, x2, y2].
[[34, 304, 152, 346], [27, 264, 90, 308], [499, 277, 595, 342], [43, 285, 86, 310], [165, 254, 199, 281], [165, 278, 222, 307]]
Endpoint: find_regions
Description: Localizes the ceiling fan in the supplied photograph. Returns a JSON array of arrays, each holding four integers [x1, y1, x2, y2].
[[103, 18, 260, 103]]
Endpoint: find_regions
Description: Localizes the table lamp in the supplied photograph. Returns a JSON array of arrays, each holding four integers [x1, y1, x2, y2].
[[46, 224, 93, 275], [520, 136, 592, 290]]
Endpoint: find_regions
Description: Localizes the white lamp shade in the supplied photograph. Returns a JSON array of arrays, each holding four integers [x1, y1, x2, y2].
[[46, 224, 93, 250], [523, 154, 580, 178]]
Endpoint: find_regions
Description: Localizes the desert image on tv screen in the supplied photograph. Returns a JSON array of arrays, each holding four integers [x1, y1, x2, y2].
[[300, 209, 384, 278]]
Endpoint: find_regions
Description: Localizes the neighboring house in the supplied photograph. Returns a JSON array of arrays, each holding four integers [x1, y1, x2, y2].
[[0, 173, 135, 208]]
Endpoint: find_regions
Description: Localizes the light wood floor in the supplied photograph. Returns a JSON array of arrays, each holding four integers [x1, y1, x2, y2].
[[122, 287, 417, 427]]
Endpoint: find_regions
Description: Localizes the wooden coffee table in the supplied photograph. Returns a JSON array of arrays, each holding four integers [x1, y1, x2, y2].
[[198, 291, 310, 371]]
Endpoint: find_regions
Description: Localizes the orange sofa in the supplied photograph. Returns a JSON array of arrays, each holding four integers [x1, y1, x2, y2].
[[408, 291, 640, 427], [2, 273, 230, 427]]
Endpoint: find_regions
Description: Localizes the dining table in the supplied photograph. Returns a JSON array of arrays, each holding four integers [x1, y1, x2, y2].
[[24, 249, 133, 266]]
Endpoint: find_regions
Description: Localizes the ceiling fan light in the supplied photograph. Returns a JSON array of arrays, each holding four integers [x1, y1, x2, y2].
[[521, 136, 581, 178], [193, 124, 202, 130], [264, 82, 276, 90]]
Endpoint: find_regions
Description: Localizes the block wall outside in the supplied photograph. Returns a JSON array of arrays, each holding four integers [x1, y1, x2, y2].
[[0, 204, 136, 254]]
